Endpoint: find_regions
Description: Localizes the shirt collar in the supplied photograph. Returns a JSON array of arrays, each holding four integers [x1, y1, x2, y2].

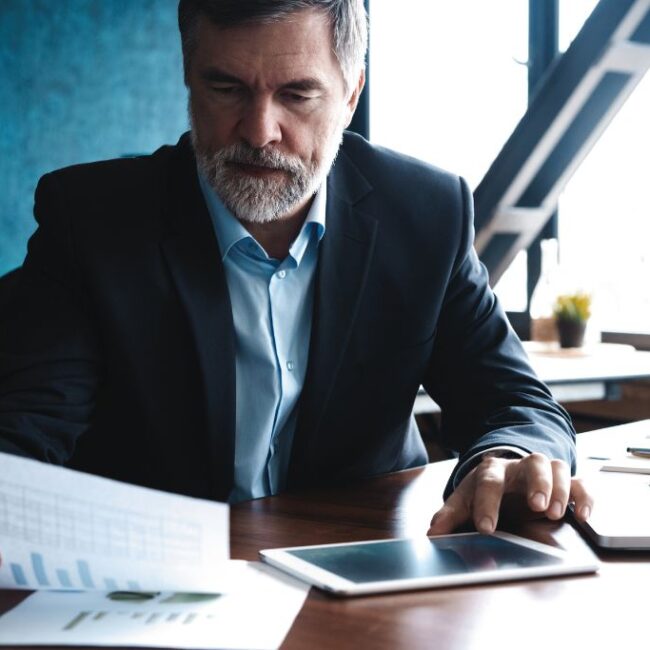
[[289, 184, 326, 266], [198, 171, 327, 264]]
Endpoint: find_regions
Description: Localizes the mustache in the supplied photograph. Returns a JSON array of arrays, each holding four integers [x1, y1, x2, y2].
[[215, 143, 305, 174]]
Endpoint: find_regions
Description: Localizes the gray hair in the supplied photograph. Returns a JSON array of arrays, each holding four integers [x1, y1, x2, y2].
[[178, 0, 368, 91]]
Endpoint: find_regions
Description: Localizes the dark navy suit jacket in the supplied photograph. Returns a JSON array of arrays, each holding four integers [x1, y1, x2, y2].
[[0, 132, 576, 501]]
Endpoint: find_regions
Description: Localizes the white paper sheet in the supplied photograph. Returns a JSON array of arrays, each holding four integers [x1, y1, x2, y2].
[[0, 451, 229, 593], [0, 562, 309, 650]]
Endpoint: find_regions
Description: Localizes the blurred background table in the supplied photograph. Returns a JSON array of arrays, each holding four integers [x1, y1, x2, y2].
[[414, 341, 650, 414]]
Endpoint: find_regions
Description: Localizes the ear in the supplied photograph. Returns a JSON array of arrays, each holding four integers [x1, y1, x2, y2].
[[343, 68, 366, 128]]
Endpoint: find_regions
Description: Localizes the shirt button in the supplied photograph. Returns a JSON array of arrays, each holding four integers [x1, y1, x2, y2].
[[277, 270, 287, 279], [286, 360, 294, 372]]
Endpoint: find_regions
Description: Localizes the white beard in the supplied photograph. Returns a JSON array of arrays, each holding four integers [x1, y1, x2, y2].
[[190, 112, 343, 224]]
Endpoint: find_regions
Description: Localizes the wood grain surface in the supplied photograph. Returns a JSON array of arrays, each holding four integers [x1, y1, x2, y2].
[[1, 445, 649, 649]]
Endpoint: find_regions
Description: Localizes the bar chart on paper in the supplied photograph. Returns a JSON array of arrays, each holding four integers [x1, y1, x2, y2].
[[61, 608, 215, 631], [0, 452, 229, 592], [8, 551, 142, 592], [0, 479, 197, 590], [0, 565, 311, 650], [60, 592, 222, 632]]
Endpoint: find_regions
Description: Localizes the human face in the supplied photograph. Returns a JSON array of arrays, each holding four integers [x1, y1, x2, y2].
[[186, 9, 363, 223]]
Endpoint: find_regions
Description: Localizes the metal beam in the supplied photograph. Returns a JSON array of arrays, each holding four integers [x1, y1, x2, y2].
[[475, 0, 650, 286]]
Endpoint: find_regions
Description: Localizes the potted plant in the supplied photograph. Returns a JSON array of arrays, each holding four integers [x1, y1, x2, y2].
[[553, 292, 592, 348]]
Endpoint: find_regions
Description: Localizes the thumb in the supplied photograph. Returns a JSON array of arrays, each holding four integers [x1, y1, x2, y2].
[[428, 490, 471, 536]]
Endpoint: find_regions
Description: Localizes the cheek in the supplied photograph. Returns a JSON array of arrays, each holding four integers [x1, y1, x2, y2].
[[313, 114, 346, 160], [191, 99, 237, 149], [296, 108, 346, 163]]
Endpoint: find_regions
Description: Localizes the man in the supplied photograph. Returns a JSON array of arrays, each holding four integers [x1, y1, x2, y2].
[[0, 0, 591, 536]]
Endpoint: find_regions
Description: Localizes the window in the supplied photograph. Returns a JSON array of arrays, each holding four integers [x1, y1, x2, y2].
[[559, 0, 599, 52], [557, 0, 650, 333], [370, 3, 650, 332], [370, 3, 529, 312], [557, 71, 650, 333], [369, 2, 528, 190]]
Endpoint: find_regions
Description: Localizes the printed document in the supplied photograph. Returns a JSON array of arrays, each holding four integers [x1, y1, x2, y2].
[[0, 451, 229, 593], [0, 561, 309, 649]]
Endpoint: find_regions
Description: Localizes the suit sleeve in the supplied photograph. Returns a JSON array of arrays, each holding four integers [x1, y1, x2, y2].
[[422, 176, 576, 497], [0, 173, 103, 463]]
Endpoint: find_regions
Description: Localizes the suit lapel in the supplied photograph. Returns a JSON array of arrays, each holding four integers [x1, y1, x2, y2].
[[290, 150, 377, 483], [160, 138, 236, 501]]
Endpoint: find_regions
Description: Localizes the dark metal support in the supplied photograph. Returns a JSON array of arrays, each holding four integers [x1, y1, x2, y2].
[[528, 0, 560, 99], [348, 0, 370, 139], [526, 0, 559, 313]]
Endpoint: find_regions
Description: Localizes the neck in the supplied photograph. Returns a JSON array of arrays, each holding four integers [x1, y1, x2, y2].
[[241, 199, 313, 260]]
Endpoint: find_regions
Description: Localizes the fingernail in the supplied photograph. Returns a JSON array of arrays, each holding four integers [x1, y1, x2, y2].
[[580, 505, 591, 520], [531, 492, 547, 510], [479, 516, 494, 533], [548, 500, 563, 519]]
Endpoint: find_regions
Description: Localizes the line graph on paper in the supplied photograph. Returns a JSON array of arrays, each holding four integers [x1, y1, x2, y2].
[[0, 479, 202, 564]]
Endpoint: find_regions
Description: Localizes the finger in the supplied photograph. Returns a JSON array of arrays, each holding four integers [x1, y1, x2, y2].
[[428, 484, 472, 536], [522, 453, 553, 513], [569, 477, 594, 521], [546, 459, 571, 520], [471, 457, 507, 534]]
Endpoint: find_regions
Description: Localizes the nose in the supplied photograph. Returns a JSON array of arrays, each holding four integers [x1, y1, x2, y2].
[[237, 96, 282, 149]]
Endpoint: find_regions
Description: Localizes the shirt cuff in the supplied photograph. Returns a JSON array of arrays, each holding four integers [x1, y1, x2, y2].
[[452, 445, 530, 489]]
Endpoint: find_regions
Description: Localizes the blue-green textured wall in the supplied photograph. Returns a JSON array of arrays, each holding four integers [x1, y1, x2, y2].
[[0, 0, 187, 275]]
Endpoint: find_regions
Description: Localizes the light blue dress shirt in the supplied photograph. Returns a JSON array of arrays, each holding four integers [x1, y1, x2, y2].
[[198, 174, 326, 502]]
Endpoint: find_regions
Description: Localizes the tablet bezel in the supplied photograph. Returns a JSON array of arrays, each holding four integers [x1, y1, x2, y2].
[[259, 531, 599, 596]]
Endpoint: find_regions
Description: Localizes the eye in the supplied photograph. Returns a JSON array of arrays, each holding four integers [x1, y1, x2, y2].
[[211, 84, 243, 96], [283, 92, 315, 104]]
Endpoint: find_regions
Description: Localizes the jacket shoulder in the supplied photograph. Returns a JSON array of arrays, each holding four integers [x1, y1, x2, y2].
[[340, 131, 461, 194], [31, 135, 197, 242], [37, 138, 184, 201]]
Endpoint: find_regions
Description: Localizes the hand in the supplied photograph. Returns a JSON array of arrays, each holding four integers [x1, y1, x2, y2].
[[428, 453, 593, 535]]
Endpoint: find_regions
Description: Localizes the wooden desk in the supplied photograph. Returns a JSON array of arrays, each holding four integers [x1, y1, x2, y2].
[[1, 423, 649, 649], [414, 342, 650, 413]]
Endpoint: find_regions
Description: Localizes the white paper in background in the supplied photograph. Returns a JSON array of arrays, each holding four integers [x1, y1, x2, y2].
[[0, 562, 310, 650], [0, 451, 229, 593]]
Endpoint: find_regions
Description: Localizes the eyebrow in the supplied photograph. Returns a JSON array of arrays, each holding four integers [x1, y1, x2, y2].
[[199, 67, 325, 92], [282, 78, 326, 92]]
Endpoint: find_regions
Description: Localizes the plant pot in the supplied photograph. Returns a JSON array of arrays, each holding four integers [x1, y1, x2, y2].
[[556, 318, 587, 348]]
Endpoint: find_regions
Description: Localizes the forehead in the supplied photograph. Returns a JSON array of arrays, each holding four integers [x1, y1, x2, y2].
[[191, 9, 345, 88]]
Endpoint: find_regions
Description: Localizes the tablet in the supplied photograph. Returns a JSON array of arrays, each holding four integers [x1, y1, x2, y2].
[[568, 477, 650, 550], [260, 532, 599, 596]]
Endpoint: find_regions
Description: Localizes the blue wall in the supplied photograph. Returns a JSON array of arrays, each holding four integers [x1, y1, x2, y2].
[[0, 0, 187, 274]]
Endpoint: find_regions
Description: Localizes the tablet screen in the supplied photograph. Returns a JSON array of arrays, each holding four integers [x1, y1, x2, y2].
[[286, 534, 563, 583]]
